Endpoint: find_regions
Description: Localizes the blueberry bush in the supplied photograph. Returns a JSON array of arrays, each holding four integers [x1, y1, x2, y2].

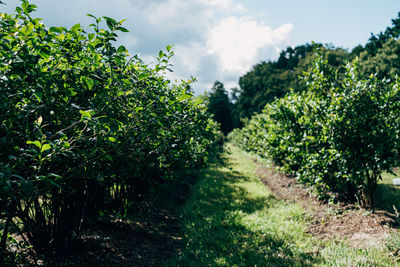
[[230, 53, 400, 208], [0, 0, 220, 259]]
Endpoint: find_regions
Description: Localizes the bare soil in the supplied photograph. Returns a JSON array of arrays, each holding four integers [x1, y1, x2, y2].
[[255, 160, 399, 249]]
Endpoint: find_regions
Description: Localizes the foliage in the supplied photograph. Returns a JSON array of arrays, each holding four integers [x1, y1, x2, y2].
[[359, 38, 400, 79], [230, 54, 400, 208], [206, 81, 234, 135], [0, 0, 219, 259], [232, 43, 349, 122]]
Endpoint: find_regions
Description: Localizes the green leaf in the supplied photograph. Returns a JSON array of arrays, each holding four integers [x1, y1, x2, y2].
[[79, 110, 92, 121], [87, 14, 97, 20], [117, 45, 126, 53], [103, 16, 116, 30], [21, 1, 36, 13], [138, 73, 150, 81], [194, 97, 204, 106], [34, 92, 42, 102], [47, 173, 62, 180], [41, 144, 51, 153], [21, 23, 34, 35], [71, 23, 81, 31], [166, 45, 173, 52], [88, 33, 95, 42], [93, 40, 104, 49], [108, 136, 116, 142], [178, 93, 192, 101], [82, 77, 94, 90], [39, 50, 50, 60], [27, 140, 41, 149], [63, 141, 70, 148], [116, 26, 129, 33], [49, 26, 66, 33]]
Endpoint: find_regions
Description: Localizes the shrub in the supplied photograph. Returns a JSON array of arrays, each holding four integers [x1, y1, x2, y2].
[[233, 53, 400, 208], [0, 0, 219, 258]]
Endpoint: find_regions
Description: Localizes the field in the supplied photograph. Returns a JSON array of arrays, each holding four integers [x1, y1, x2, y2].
[[2, 1, 400, 265], [3, 144, 398, 266]]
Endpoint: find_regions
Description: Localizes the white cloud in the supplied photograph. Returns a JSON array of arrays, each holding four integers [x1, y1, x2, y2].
[[147, 0, 213, 37], [199, 0, 246, 12], [141, 0, 293, 92], [142, 1, 293, 93], [205, 16, 293, 74], [173, 42, 207, 74]]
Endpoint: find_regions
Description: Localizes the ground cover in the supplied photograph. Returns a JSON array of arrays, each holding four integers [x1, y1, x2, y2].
[[167, 144, 399, 266]]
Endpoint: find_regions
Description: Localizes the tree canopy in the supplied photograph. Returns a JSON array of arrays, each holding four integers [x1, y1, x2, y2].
[[206, 81, 234, 135]]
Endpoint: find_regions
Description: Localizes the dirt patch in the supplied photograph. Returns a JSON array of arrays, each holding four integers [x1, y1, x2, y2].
[[58, 208, 182, 266], [255, 161, 398, 249]]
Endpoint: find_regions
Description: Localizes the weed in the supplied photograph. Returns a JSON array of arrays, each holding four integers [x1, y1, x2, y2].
[[394, 205, 400, 226]]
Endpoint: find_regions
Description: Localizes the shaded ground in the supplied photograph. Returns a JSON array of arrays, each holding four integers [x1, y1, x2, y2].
[[14, 204, 184, 267], [256, 160, 399, 249], [14, 176, 196, 267], [54, 207, 182, 266]]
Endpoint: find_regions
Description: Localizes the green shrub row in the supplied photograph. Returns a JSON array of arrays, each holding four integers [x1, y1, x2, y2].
[[230, 53, 400, 208], [0, 1, 220, 258]]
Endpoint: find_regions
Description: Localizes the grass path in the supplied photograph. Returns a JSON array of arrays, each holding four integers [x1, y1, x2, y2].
[[165, 144, 398, 266]]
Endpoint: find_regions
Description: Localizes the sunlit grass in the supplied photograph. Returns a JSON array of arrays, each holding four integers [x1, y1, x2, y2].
[[166, 144, 314, 266], [165, 144, 399, 266], [320, 242, 396, 267]]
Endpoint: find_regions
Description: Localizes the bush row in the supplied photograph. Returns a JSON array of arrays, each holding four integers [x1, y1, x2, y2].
[[0, 1, 220, 258], [230, 53, 400, 208]]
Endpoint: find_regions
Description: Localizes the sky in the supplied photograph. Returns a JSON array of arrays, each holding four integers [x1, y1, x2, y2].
[[2, 0, 400, 94]]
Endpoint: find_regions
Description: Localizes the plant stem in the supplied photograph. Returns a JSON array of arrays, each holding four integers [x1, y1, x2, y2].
[[0, 216, 11, 265]]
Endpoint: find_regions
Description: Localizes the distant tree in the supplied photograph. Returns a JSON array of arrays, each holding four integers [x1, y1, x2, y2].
[[364, 12, 400, 56], [360, 38, 400, 79], [349, 44, 365, 59], [207, 81, 234, 135], [230, 87, 242, 128]]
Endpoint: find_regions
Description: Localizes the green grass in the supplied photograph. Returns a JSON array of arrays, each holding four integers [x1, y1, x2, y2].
[[165, 144, 399, 266], [165, 144, 316, 266], [320, 242, 397, 267], [378, 171, 400, 215]]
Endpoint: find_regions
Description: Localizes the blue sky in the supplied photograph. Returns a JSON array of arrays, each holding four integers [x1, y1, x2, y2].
[[1, 0, 400, 93], [244, 0, 400, 48]]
